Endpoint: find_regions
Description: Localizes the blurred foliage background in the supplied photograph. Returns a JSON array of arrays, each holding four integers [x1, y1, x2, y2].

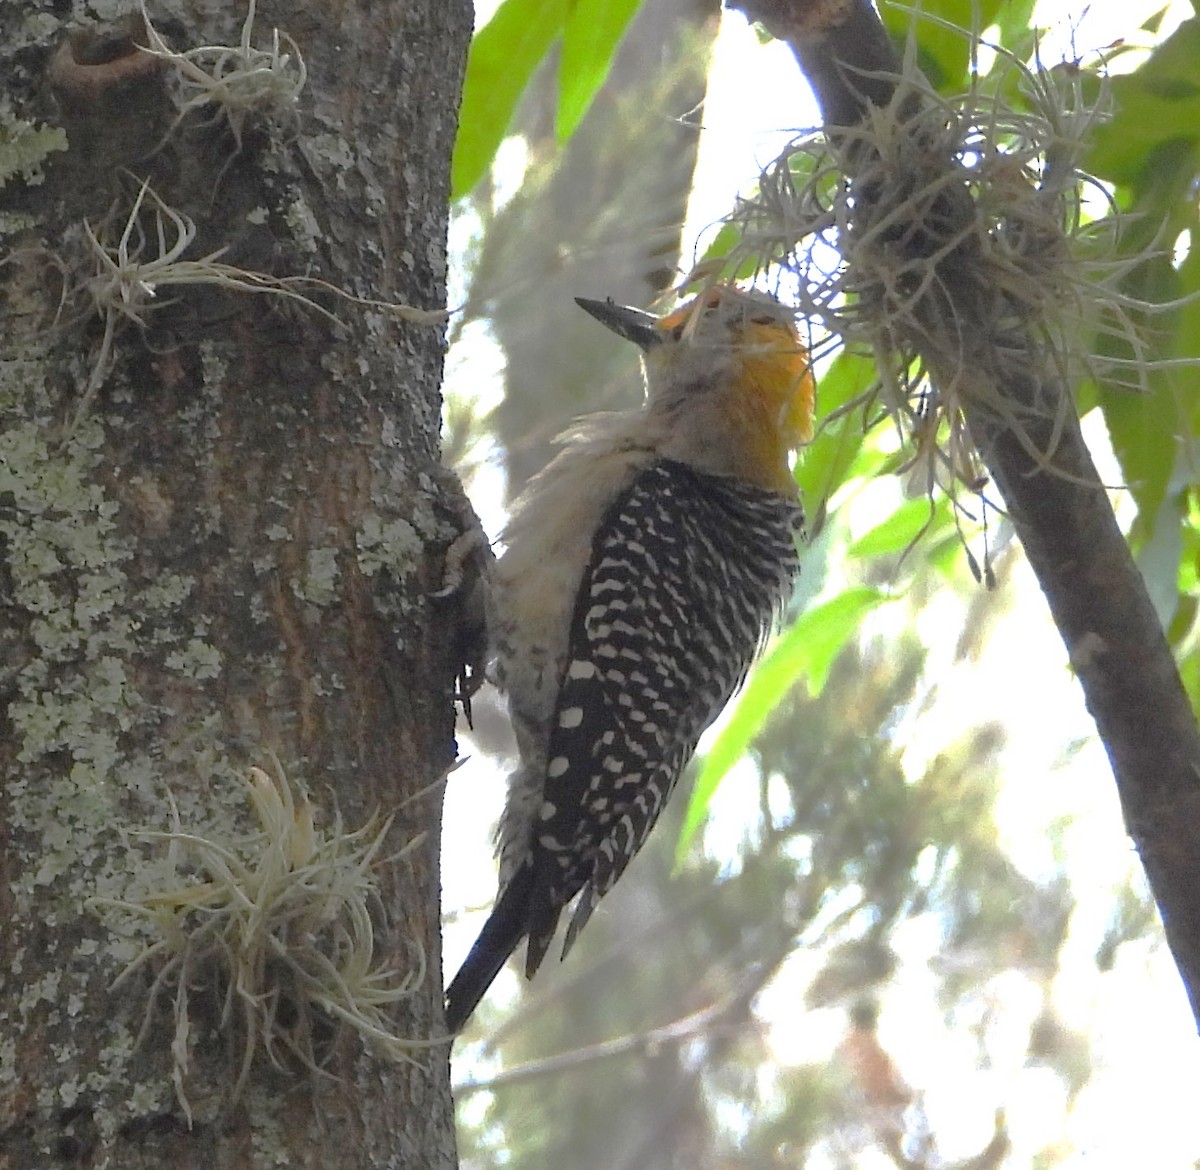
[[440, 1, 1200, 1166]]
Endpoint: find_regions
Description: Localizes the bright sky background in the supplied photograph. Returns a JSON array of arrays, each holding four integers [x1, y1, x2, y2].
[[444, 3, 1200, 1165]]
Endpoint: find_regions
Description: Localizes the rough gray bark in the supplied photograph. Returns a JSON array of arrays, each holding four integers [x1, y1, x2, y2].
[[0, 0, 470, 1164]]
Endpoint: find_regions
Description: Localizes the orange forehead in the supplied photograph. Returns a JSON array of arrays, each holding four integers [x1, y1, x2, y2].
[[655, 286, 797, 337], [655, 288, 725, 333]]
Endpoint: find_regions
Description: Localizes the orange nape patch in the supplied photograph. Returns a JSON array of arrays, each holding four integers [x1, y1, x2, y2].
[[721, 332, 814, 495], [739, 319, 815, 449], [657, 287, 815, 448]]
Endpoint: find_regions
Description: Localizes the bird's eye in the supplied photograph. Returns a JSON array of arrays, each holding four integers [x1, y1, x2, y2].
[[670, 321, 686, 340]]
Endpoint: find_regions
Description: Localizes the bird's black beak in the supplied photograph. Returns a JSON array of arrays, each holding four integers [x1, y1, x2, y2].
[[575, 297, 663, 350]]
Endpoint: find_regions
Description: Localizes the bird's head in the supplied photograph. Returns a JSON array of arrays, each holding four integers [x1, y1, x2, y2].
[[575, 286, 814, 493]]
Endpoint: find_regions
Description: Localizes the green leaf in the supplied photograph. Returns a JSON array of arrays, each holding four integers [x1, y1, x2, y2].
[[1098, 382, 1180, 546], [1088, 19, 1200, 184], [1168, 593, 1198, 648], [880, 0, 1005, 93], [1177, 509, 1200, 597], [927, 530, 966, 578], [693, 221, 763, 284], [1176, 228, 1200, 357], [676, 587, 888, 861], [794, 351, 877, 532], [993, 0, 1038, 57], [452, 0, 570, 197], [557, 0, 641, 142], [1137, 493, 1186, 626], [848, 496, 944, 560], [1179, 643, 1200, 719], [1094, 135, 1200, 551], [1094, 212, 1191, 538]]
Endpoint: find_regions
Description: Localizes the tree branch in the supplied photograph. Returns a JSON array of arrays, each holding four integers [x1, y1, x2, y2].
[[729, 0, 1200, 1025], [453, 964, 763, 1096]]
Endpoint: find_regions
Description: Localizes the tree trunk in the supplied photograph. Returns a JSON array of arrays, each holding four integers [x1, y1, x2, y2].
[[1, 1, 470, 1164]]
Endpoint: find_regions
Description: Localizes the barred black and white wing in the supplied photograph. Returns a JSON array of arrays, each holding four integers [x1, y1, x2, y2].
[[444, 459, 802, 1030], [522, 458, 804, 972]]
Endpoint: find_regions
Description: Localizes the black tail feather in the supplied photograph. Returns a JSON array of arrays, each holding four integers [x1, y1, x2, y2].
[[444, 864, 534, 1034]]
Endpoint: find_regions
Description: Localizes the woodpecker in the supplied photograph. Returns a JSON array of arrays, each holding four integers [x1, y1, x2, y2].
[[444, 285, 814, 1032]]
